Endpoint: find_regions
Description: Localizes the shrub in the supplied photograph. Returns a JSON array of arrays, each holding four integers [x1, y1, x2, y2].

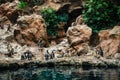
[[41, 7, 58, 36], [41, 7, 68, 36], [18, 1, 27, 9], [82, 0, 120, 33]]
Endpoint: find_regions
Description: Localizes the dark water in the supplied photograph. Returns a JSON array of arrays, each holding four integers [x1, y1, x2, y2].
[[0, 67, 120, 80]]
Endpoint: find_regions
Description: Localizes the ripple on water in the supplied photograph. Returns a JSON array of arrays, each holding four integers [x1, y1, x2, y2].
[[0, 67, 120, 80]]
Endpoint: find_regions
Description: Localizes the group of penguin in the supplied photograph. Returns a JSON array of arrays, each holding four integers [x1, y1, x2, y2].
[[21, 50, 34, 60], [21, 46, 104, 61]]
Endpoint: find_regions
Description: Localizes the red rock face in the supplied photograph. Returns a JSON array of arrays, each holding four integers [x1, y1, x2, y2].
[[14, 14, 48, 47], [98, 26, 120, 57]]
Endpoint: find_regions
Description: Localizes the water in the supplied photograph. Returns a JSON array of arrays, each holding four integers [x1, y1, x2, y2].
[[0, 67, 120, 80]]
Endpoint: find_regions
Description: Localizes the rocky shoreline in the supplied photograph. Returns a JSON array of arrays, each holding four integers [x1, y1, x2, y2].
[[0, 56, 120, 70]]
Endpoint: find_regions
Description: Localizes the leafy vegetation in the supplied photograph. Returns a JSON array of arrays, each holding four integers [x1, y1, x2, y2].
[[41, 7, 58, 36], [18, 1, 28, 9], [82, 0, 120, 33], [41, 7, 68, 36]]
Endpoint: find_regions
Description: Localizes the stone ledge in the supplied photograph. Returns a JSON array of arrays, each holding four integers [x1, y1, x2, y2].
[[0, 56, 120, 70]]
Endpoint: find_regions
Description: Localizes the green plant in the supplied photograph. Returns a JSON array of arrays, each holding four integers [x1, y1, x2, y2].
[[41, 7, 58, 36], [18, 1, 27, 9], [82, 0, 120, 33], [41, 7, 69, 36]]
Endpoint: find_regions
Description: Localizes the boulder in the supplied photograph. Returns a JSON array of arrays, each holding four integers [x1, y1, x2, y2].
[[67, 25, 92, 45], [66, 16, 92, 56], [98, 26, 120, 57], [71, 15, 84, 26], [14, 14, 48, 47], [114, 53, 120, 59]]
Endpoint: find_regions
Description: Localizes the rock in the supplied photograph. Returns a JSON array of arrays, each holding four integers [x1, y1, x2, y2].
[[50, 0, 82, 12], [71, 15, 84, 26], [67, 25, 92, 45], [44, 38, 70, 58], [1, 55, 120, 69], [86, 47, 98, 56], [66, 16, 92, 56], [114, 53, 120, 59], [98, 26, 120, 57], [0, 16, 12, 31], [99, 30, 110, 41], [0, 16, 15, 54], [72, 43, 89, 56], [0, 1, 19, 23], [14, 14, 48, 47]]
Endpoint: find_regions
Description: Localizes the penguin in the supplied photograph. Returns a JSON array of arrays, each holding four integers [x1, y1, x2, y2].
[[98, 47, 104, 57], [45, 50, 49, 60], [50, 50, 55, 59]]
